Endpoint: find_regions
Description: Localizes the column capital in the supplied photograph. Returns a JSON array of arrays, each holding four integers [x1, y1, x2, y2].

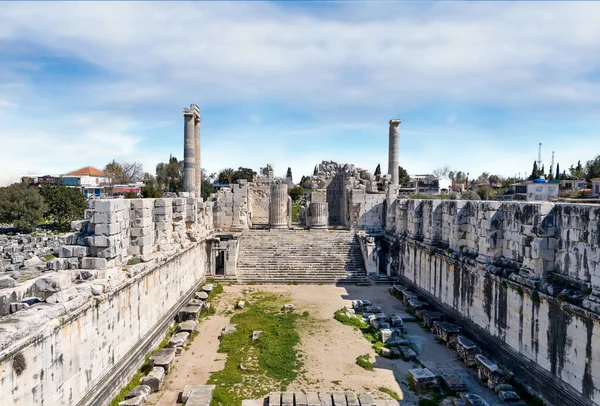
[[389, 119, 401, 125]]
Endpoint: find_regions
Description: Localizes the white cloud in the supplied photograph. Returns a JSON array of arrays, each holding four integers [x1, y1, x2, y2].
[[0, 2, 600, 185]]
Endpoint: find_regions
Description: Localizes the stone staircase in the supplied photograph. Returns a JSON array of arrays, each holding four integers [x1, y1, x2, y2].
[[236, 229, 368, 284]]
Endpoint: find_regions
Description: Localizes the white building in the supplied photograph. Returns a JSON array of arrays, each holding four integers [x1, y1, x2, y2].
[[560, 179, 587, 191], [62, 166, 109, 197], [527, 180, 559, 201], [592, 178, 600, 197]]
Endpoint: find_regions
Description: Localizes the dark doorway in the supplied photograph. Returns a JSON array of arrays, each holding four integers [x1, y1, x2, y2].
[[216, 251, 225, 276]]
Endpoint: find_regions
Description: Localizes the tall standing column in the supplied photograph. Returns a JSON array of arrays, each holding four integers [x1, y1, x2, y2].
[[193, 105, 201, 198], [270, 182, 289, 229], [388, 119, 401, 185], [183, 106, 196, 194]]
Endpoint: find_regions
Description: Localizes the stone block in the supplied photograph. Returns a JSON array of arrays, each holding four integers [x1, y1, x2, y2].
[[358, 393, 376, 406], [149, 348, 176, 373], [318, 393, 333, 406], [0, 274, 17, 288], [464, 394, 490, 406], [345, 392, 359, 406], [125, 385, 151, 400], [142, 367, 165, 392], [178, 306, 201, 322], [168, 332, 189, 348], [182, 385, 215, 403], [177, 320, 198, 334], [294, 392, 308, 406], [332, 392, 346, 405], [408, 368, 437, 393], [268, 392, 281, 406], [306, 392, 321, 406], [118, 395, 145, 406], [81, 257, 107, 270], [281, 392, 294, 406]]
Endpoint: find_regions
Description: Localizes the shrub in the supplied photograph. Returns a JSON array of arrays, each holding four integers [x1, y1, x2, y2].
[[378, 386, 400, 400], [356, 354, 374, 371], [39, 185, 88, 230], [0, 184, 47, 232]]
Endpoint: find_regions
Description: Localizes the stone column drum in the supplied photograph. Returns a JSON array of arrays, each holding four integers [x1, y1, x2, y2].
[[388, 119, 401, 185], [309, 202, 328, 229], [194, 113, 201, 198], [269, 183, 289, 229], [183, 107, 196, 194]]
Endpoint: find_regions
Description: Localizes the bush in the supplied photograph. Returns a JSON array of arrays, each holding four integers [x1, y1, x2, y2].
[[39, 185, 88, 230], [356, 354, 374, 371], [0, 184, 47, 232]]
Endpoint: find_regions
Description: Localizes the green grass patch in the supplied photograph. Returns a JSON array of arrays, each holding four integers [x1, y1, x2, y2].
[[208, 293, 302, 405], [379, 386, 400, 400], [334, 308, 367, 329], [43, 254, 56, 261], [356, 354, 374, 371], [127, 257, 142, 266]]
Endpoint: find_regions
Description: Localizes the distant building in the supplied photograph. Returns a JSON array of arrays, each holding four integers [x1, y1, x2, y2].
[[63, 166, 108, 197], [592, 178, 600, 197], [498, 179, 559, 201], [406, 175, 440, 194], [560, 179, 587, 191], [112, 183, 142, 197]]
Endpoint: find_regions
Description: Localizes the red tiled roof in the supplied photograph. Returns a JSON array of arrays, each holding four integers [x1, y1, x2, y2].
[[65, 166, 106, 177], [591, 178, 600, 181]]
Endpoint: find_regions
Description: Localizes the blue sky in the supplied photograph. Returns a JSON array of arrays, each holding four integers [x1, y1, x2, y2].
[[1, 1, 599, 186]]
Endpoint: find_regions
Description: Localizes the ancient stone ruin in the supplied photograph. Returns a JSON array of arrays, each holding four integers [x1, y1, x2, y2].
[[0, 107, 598, 406]]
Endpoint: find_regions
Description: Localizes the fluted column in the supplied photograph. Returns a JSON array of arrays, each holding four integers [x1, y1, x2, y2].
[[388, 119, 401, 185], [194, 110, 201, 198], [309, 202, 329, 229], [183, 107, 196, 194], [270, 182, 289, 229]]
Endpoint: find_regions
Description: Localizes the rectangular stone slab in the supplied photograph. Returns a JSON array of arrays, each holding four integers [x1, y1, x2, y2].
[[178, 305, 201, 322], [182, 385, 215, 403], [268, 392, 281, 406], [149, 348, 176, 373], [358, 393, 376, 406], [318, 393, 333, 406], [282, 392, 294, 406], [294, 392, 308, 406], [141, 367, 164, 392], [332, 392, 346, 405], [345, 392, 359, 406], [306, 392, 321, 406]]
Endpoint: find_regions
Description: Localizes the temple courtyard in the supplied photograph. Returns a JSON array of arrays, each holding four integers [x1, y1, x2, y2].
[[144, 284, 506, 406]]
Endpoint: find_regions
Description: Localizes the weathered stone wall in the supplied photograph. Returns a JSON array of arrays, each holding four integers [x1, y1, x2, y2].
[[212, 181, 250, 231], [249, 183, 271, 226], [0, 240, 209, 406], [347, 190, 386, 231], [386, 199, 600, 405]]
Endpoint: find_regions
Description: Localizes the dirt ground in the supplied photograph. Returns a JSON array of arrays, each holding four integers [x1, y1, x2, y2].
[[149, 283, 499, 405]]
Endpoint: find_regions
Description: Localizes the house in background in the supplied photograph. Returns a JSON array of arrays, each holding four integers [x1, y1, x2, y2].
[[498, 178, 560, 201], [592, 178, 600, 197], [560, 178, 587, 191], [62, 166, 108, 197]]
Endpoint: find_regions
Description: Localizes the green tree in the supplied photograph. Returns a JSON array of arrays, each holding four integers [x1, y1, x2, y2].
[[156, 155, 183, 192], [398, 165, 410, 185], [201, 179, 216, 201], [313, 165, 318, 176], [218, 168, 235, 184], [288, 185, 305, 202], [570, 160, 585, 179], [233, 167, 256, 183], [141, 173, 162, 198], [461, 190, 480, 201], [529, 161, 539, 180], [0, 184, 47, 232], [374, 164, 381, 177], [39, 185, 88, 230], [286, 167, 293, 180], [488, 174, 501, 184], [555, 163, 560, 180], [584, 154, 600, 181]]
